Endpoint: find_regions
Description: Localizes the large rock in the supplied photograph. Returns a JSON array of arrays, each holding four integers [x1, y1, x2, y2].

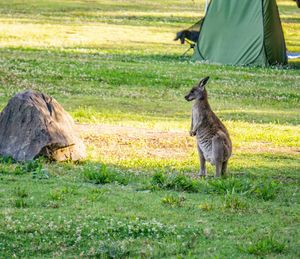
[[0, 90, 86, 161]]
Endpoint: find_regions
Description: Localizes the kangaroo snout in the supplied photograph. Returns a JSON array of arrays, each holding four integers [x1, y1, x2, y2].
[[185, 93, 195, 101]]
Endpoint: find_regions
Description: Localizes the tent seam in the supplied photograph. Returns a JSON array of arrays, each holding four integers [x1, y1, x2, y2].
[[196, 0, 212, 60], [261, 0, 270, 66]]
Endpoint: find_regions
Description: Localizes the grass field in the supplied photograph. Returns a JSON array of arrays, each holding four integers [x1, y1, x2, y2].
[[0, 0, 299, 257]]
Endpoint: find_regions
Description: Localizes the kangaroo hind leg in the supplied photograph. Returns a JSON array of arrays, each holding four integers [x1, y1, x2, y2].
[[221, 160, 228, 176], [197, 143, 206, 177], [212, 135, 224, 178]]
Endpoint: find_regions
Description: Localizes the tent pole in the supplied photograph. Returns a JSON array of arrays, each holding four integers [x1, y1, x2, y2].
[[205, 0, 209, 14]]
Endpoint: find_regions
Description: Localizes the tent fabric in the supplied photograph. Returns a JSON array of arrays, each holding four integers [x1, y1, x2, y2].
[[262, 0, 287, 65], [193, 0, 287, 66]]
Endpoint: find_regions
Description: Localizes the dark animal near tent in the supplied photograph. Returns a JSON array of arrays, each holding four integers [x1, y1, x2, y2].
[[174, 30, 200, 44], [185, 77, 232, 177]]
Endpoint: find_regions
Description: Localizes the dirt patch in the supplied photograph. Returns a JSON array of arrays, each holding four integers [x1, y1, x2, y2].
[[75, 123, 299, 159], [76, 123, 192, 159], [76, 123, 186, 138]]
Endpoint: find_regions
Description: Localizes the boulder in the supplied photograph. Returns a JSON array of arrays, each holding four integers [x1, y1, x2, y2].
[[0, 90, 86, 161]]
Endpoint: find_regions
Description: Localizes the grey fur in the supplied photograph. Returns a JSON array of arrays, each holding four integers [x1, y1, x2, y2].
[[185, 77, 232, 177]]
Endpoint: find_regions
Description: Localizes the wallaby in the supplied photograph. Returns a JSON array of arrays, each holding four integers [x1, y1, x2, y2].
[[185, 77, 232, 177]]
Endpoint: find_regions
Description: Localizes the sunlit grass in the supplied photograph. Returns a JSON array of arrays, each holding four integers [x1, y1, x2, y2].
[[0, 0, 299, 257], [0, 0, 299, 53], [0, 21, 179, 53], [77, 120, 299, 176], [73, 111, 300, 146]]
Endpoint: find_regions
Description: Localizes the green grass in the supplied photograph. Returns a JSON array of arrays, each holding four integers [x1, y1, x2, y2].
[[0, 0, 300, 257]]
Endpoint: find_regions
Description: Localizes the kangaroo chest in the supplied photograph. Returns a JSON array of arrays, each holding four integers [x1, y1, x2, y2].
[[192, 107, 200, 126], [197, 132, 214, 163], [192, 106, 214, 163]]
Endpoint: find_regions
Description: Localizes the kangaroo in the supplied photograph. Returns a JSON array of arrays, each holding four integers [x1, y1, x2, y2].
[[185, 77, 232, 177]]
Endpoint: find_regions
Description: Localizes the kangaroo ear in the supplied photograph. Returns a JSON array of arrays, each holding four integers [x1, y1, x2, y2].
[[198, 76, 210, 89]]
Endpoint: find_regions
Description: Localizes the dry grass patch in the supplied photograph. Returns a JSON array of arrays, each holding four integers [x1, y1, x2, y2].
[[76, 123, 300, 164]]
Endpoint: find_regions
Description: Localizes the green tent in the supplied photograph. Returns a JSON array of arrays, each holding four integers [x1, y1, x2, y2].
[[193, 0, 287, 66]]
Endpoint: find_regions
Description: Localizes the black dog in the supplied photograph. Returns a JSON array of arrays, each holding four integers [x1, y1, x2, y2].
[[174, 30, 200, 44]]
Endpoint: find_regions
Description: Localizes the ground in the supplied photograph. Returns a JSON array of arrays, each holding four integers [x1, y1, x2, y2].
[[0, 0, 299, 258]]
